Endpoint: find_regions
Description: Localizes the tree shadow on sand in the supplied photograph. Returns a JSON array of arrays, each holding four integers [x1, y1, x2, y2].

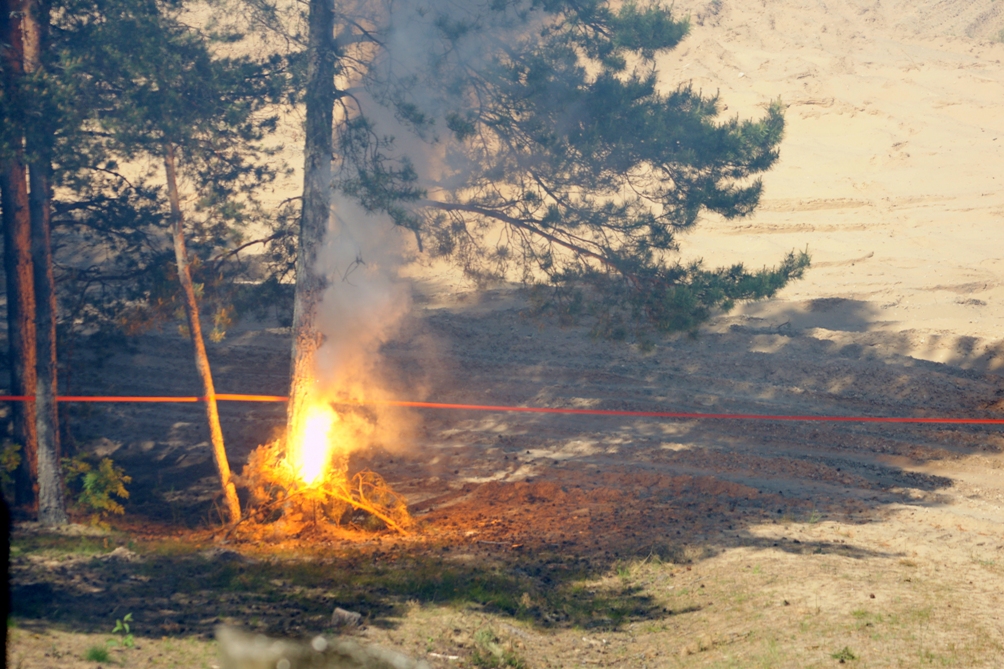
[[9, 291, 1004, 641], [10, 473, 899, 642]]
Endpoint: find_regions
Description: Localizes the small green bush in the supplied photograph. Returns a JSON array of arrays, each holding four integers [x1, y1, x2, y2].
[[112, 612, 135, 648], [84, 645, 110, 662], [471, 628, 525, 669], [0, 441, 22, 500], [62, 455, 131, 524]]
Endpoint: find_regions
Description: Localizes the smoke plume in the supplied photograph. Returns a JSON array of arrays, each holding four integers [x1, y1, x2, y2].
[[302, 0, 546, 451]]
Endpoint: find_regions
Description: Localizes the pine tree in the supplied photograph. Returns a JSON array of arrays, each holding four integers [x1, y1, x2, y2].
[[64, 0, 289, 522], [341, 1, 809, 340], [221, 0, 810, 434]]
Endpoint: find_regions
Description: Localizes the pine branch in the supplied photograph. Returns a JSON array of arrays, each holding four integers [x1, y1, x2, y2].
[[210, 229, 292, 269], [418, 199, 618, 272]]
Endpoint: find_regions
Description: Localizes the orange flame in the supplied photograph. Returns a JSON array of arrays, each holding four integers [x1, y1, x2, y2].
[[290, 403, 339, 485]]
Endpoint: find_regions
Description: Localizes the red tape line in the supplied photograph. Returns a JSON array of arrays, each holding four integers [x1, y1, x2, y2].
[[0, 394, 287, 403], [1, 394, 1003, 424]]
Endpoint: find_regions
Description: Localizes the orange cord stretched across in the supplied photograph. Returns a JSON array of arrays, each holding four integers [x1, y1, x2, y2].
[[0, 394, 285, 403], [2, 394, 1004, 424]]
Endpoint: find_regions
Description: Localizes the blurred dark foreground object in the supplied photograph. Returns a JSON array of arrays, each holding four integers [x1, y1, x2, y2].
[[217, 626, 431, 669], [2, 496, 8, 669]]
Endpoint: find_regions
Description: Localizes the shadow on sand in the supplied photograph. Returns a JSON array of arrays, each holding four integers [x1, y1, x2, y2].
[[7, 289, 1004, 639]]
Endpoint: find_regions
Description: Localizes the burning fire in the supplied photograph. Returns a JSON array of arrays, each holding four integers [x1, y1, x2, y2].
[[289, 402, 339, 486], [239, 395, 413, 536]]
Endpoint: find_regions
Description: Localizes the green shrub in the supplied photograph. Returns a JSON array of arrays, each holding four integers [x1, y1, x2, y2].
[[0, 441, 21, 501], [84, 645, 111, 662], [62, 455, 131, 524], [112, 612, 135, 648], [471, 628, 525, 669]]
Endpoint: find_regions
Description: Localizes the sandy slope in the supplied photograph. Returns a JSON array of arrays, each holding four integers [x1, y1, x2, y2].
[[645, 0, 1004, 368]]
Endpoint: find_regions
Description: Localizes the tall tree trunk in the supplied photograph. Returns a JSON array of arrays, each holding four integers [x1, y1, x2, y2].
[[287, 0, 335, 436], [27, 163, 63, 524], [164, 145, 241, 523], [0, 161, 37, 509], [24, 0, 66, 525], [0, 0, 38, 510]]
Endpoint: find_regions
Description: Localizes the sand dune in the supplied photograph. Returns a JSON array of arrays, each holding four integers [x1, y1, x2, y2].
[[630, 0, 1004, 368]]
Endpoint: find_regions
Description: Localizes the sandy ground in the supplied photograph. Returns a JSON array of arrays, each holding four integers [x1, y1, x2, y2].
[[665, 0, 1004, 365], [7, 0, 1004, 667]]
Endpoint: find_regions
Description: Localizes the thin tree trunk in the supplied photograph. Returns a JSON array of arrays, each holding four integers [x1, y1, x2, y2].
[[0, 0, 38, 510], [164, 144, 241, 523], [287, 0, 336, 436], [24, 0, 66, 526]]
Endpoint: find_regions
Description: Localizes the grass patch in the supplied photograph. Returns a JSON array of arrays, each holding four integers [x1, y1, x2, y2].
[[141, 538, 205, 558], [11, 533, 116, 558], [358, 556, 657, 627], [118, 548, 659, 631], [84, 645, 111, 662], [831, 646, 857, 661], [11, 526, 1004, 668]]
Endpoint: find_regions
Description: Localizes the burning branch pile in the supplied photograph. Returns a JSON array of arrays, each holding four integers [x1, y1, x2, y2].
[[236, 402, 411, 537]]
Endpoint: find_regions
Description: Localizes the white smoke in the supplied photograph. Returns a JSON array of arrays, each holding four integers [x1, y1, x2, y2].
[[312, 192, 411, 397], [303, 0, 550, 449]]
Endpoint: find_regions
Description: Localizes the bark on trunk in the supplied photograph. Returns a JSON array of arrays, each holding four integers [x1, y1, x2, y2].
[[164, 145, 241, 523], [287, 0, 336, 436], [28, 158, 64, 525], [0, 161, 37, 509], [0, 0, 38, 509], [25, 0, 66, 526]]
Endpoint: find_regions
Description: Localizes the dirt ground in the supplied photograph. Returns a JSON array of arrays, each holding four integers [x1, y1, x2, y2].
[[7, 0, 1004, 667], [7, 281, 1004, 668]]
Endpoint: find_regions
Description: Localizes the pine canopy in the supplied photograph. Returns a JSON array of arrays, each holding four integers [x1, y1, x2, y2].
[[339, 0, 809, 337]]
